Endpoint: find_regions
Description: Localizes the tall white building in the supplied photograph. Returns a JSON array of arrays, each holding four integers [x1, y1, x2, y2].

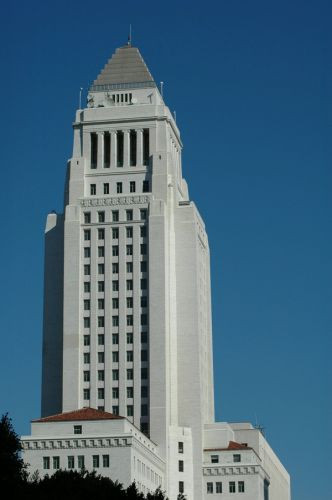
[[22, 43, 291, 500]]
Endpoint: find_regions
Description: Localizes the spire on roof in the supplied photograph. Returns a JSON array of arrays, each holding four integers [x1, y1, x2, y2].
[[90, 45, 156, 92]]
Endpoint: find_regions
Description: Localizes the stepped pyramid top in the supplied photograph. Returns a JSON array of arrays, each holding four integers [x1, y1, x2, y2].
[[90, 44, 156, 91]]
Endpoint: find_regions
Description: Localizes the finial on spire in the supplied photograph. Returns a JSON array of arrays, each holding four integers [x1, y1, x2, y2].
[[128, 24, 132, 46]]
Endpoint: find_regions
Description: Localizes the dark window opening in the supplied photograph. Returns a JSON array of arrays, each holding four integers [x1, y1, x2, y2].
[[104, 132, 110, 168], [91, 133, 97, 169], [117, 131, 124, 167], [143, 129, 149, 166], [130, 130, 137, 166]]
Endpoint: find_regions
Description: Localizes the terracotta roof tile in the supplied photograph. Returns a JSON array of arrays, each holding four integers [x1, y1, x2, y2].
[[33, 407, 124, 423], [205, 441, 251, 451]]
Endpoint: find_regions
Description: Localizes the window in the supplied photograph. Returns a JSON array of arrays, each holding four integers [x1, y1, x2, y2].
[[98, 281, 104, 292], [98, 264, 104, 274], [112, 281, 119, 291], [98, 211, 105, 222], [84, 229, 91, 241], [112, 370, 119, 380], [112, 263, 119, 274], [130, 130, 137, 166], [98, 352, 105, 363], [207, 482, 213, 494], [98, 388, 104, 399], [140, 261, 147, 272], [103, 183, 109, 194], [141, 313, 147, 325], [126, 226, 133, 238], [127, 369, 133, 380], [91, 133, 97, 168], [84, 299, 90, 310], [127, 387, 133, 398], [112, 227, 119, 239], [178, 442, 184, 454], [117, 131, 124, 167], [126, 297, 133, 308], [53, 456, 60, 469], [141, 296, 148, 308], [141, 367, 148, 379], [112, 316, 119, 327], [90, 184, 96, 195], [83, 389, 90, 399], [238, 481, 245, 493], [140, 209, 147, 220], [104, 132, 110, 168], [112, 246, 119, 257], [98, 246, 104, 257], [98, 228, 104, 240], [216, 482, 222, 493], [179, 481, 184, 494], [140, 226, 147, 237], [68, 456, 75, 469], [130, 181, 136, 193], [92, 455, 99, 468], [178, 460, 184, 472], [143, 129, 149, 165], [98, 316, 104, 327], [127, 405, 134, 416], [141, 404, 148, 416], [141, 350, 148, 361], [84, 212, 91, 223], [116, 182, 122, 194], [78, 455, 85, 469], [84, 247, 90, 258], [112, 210, 119, 222], [127, 280, 133, 291], [112, 334, 119, 345], [112, 406, 119, 415], [84, 317, 90, 328], [143, 180, 149, 192], [98, 370, 104, 381], [103, 455, 110, 467], [141, 244, 147, 255], [126, 210, 133, 221], [83, 371, 90, 382], [84, 282, 90, 293], [83, 335, 90, 346], [141, 385, 148, 397], [127, 332, 133, 344], [211, 455, 219, 463], [233, 454, 241, 463], [112, 388, 119, 399], [83, 353, 90, 364], [112, 298, 119, 309], [141, 331, 148, 343], [98, 299, 104, 310], [127, 315, 133, 326], [229, 482, 236, 493], [126, 245, 133, 256], [112, 351, 119, 362], [43, 457, 50, 469], [126, 262, 133, 273], [98, 334, 104, 346], [264, 479, 270, 500], [127, 351, 133, 362]]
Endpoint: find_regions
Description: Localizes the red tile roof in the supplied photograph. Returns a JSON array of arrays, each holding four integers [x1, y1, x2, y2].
[[32, 407, 124, 423], [205, 440, 250, 451]]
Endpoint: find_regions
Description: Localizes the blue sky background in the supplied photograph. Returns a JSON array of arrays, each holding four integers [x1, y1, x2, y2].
[[0, 1, 331, 498]]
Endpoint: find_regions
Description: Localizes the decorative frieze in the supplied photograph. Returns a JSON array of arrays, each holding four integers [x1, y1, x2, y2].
[[80, 195, 150, 207]]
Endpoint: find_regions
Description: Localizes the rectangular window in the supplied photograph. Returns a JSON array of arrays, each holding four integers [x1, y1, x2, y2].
[[112, 298, 119, 309], [104, 132, 110, 168], [126, 297, 133, 308], [140, 244, 147, 255], [140, 226, 147, 237], [233, 454, 241, 462], [98, 388, 104, 399], [112, 210, 119, 222], [117, 131, 124, 167], [141, 367, 148, 379], [102, 455, 110, 467], [178, 442, 184, 454], [98, 281, 104, 292], [84, 282, 90, 293], [84, 212, 91, 223], [143, 129, 149, 165], [112, 227, 119, 239], [98, 211, 105, 223], [126, 209, 133, 221], [130, 181, 136, 193], [112, 281, 119, 291], [78, 455, 84, 469], [98, 246, 104, 258], [207, 482, 213, 494], [98, 334, 104, 345], [127, 351, 133, 362], [140, 209, 147, 220], [112, 246, 119, 257], [141, 331, 148, 343], [126, 280, 133, 291], [83, 389, 90, 399], [126, 226, 133, 238], [112, 405, 119, 415], [83, 353, 90, 364], [112, 388, 119, 399], [103, 183, 109, 194], [98, 352, 105, 363], [112, 263, 119, 274], [127, 332, 133, 344], [98, 316, 104, 327], [211, 455, 219, 463], [126, 245, 133, 255], [142, 180, 149, 193], [179, 481, 184, 494], [127, 387, 133, 398], [140, 261, 147, 272], [229, 482, 236, 493], [98, 228, 104, 240], [84, 264, 90, 276], [74, 425, 82, 434], [127, 369, 133, 380], [127, 405, 134, 417], [112, 370, 119, 381], [216, 482, 222, 493], [98, 370, 104, 381], [178, 460, 184, 472], [84, 229, 91, 241], [141, 296, 148, 308], [127, 315, 133, 326], [68, 456, 75, 469], [238, 481, 245, 493], [98, 299, 104, 310], [53, 456, 60, 469], [84, 247, 90, 258], [112, 334, 119, 345], [130, 130, 137, 166], [84, 317, 90, 328], [98, 264, 104, 275], [83, 335, 90, 346], [141, 385, 148, 397], [141, 350, 148, 361], [43, 457, 50, 469], [112, 351, 119, 362], [84, 299, 90, 311], [83, 371, 90, 382], [90, 133, 97, 168], [141, 313, 147, 325], [126, 262, 133, 273], [141, 404, 148, 416], [92, 455, 99, 468], [90, 184, 96, 195], [116, 182, 122, 194], [112, 316, 119, 327]]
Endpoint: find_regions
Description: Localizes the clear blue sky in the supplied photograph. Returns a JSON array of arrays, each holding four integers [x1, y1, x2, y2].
[[0, 1, 331, 499]]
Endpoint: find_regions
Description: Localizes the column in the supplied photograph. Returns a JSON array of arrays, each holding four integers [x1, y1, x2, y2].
[[97, 132, 104, 169], [137, 129, 143, 167], [123, 129, 130, 168], [111, 131, 117, 169]]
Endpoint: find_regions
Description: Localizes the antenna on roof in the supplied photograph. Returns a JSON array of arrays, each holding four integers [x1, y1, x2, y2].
[[173, 110, 177, 122], [79, 87, 83, 109], [160, 81, 164, 97], [128, 24, 132, 46]]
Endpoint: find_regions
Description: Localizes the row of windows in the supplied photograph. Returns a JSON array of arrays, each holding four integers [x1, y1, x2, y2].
[[83, 297, 148, 314], [210, 453, 241, 463], [84, 244, 147, 256], [82, 384, 148, 399], [83, 224, 147, 239], [89, 180, 150, 195], [84, 209, 147, 225], [84, 280, 148, 295], [84, 332, 145, 344], [83, 314, 149, 330], [82, 364, 148, 378], [82, 350, 148, 365], [43, 454, 110, 470], [207, 481, 245, 494], [84, 264, 147, 278]]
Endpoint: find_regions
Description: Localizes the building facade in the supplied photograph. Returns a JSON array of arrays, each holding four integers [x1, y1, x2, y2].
[[22, 43, 290, 500]]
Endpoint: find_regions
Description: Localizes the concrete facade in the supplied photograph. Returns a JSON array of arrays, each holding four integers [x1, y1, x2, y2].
[[24, 43, 291, 500]]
